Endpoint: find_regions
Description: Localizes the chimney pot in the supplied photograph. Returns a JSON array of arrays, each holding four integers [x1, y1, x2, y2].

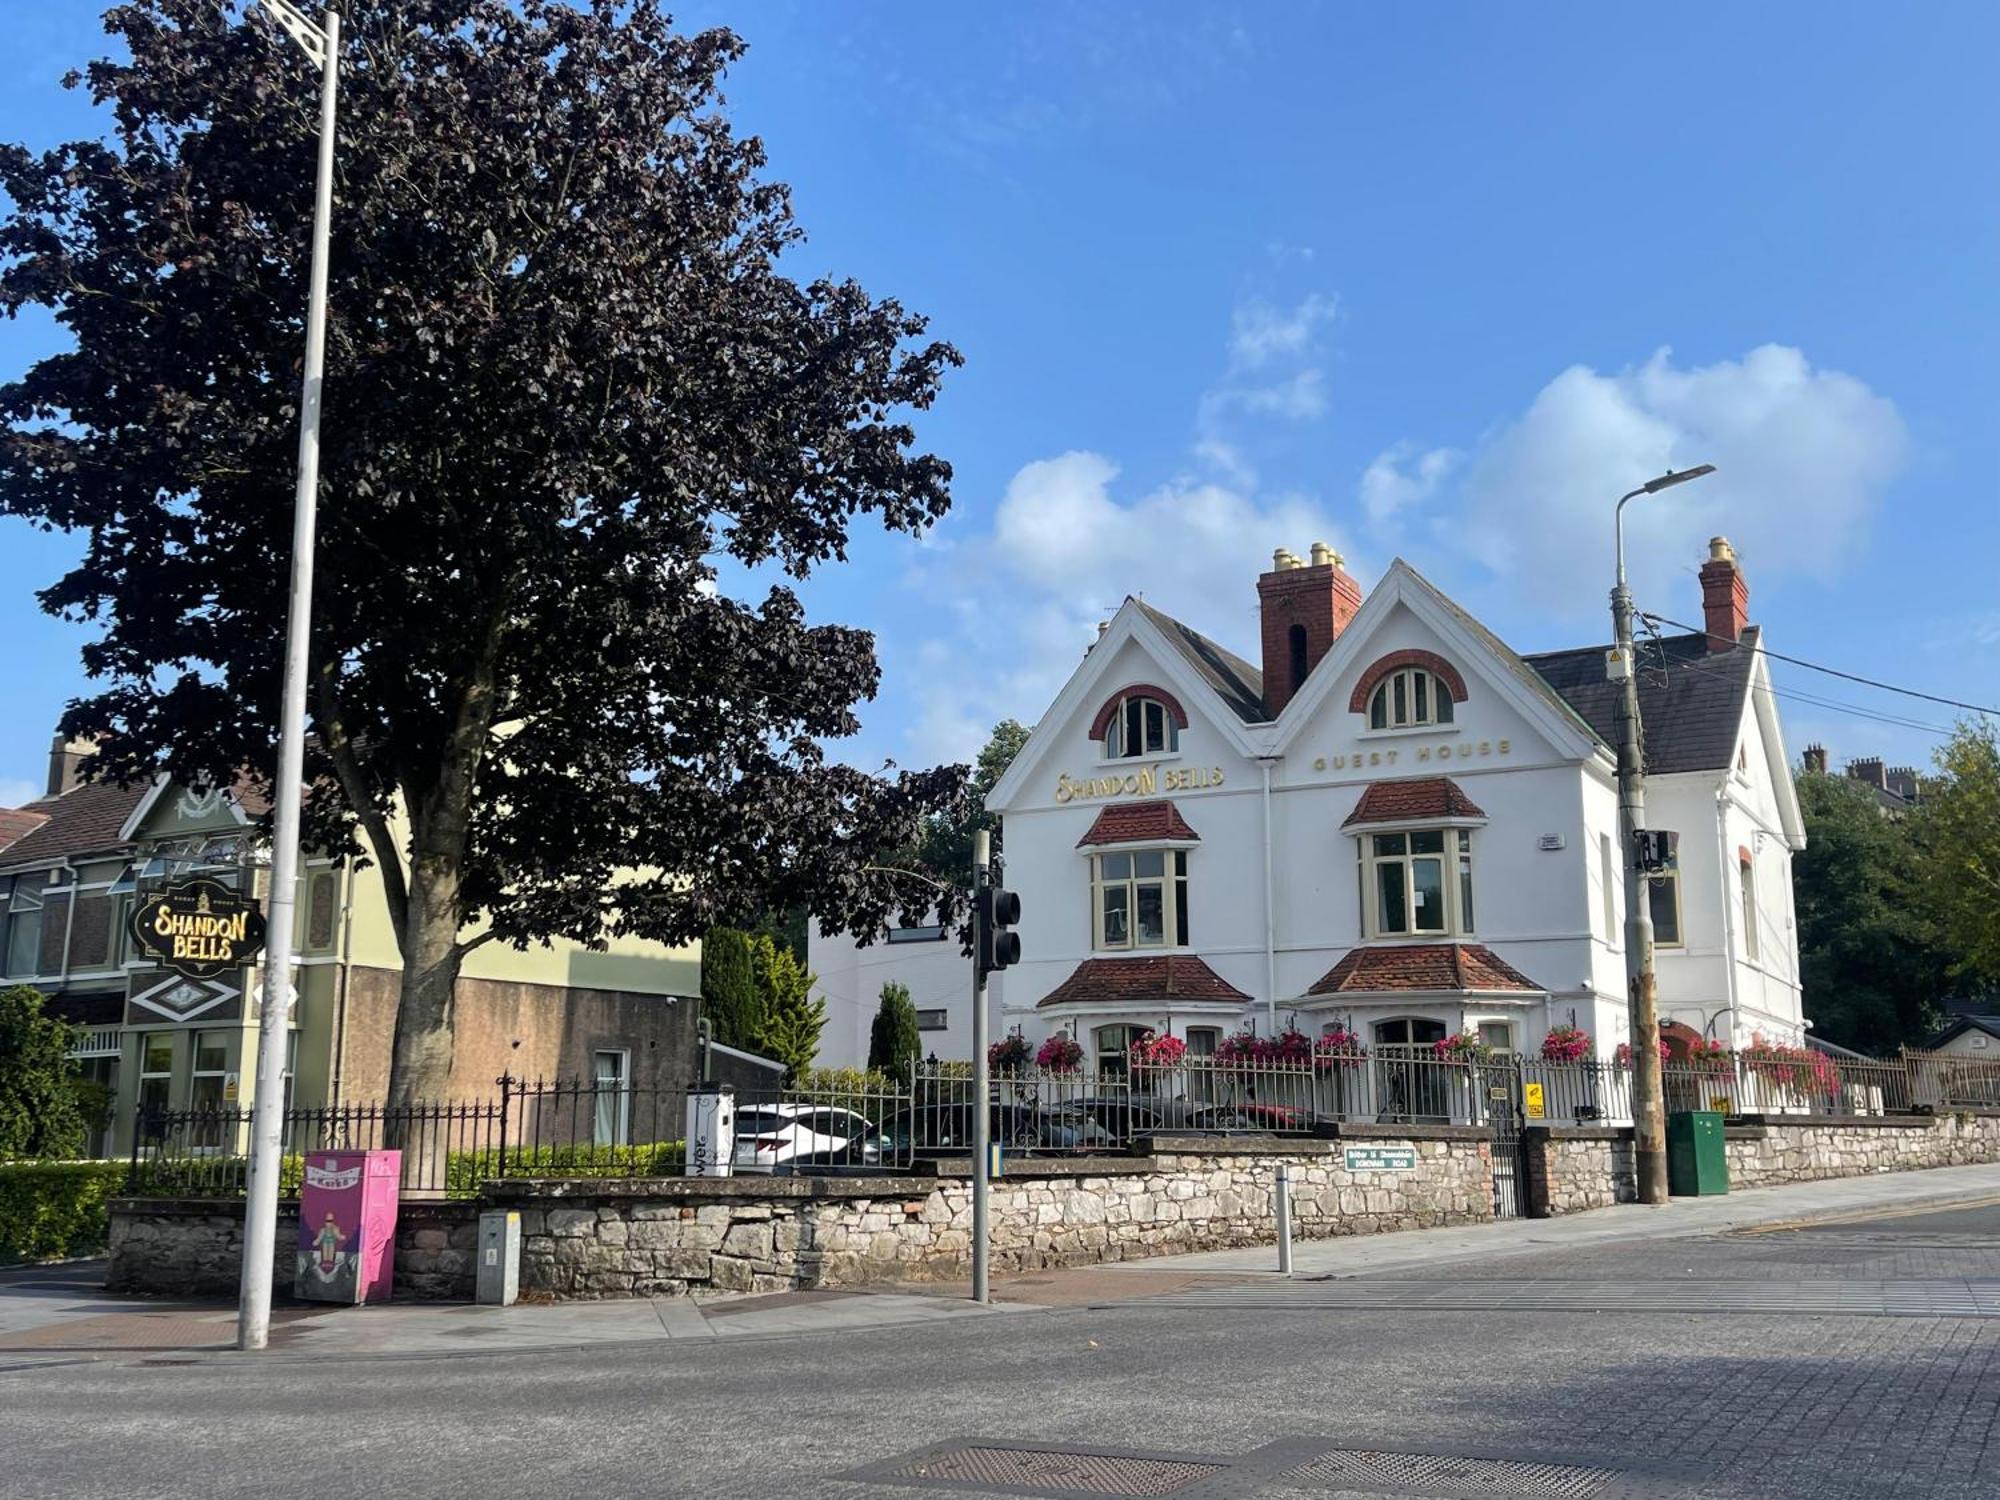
[[1698, 536, 1749, 652]]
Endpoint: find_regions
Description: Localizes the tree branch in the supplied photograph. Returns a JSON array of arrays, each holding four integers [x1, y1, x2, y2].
[[314, 661, 411, 944]]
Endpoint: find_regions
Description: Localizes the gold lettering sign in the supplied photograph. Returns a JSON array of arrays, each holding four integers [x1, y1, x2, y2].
[[128, 876, 268, 981], [1312, 739, 1511, 774], [1054, 764, 1226, 804]]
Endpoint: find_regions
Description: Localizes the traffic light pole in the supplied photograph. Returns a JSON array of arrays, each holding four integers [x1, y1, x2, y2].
[[970, 829, 992, 1303]]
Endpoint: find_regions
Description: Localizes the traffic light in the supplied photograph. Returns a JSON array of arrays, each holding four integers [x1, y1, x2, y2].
[[975, 884, 1022, 982]]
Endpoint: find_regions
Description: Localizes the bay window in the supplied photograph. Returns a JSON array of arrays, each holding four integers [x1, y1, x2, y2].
[[1092, 848, 1190, 950], [1359, 829, 1475, 937]]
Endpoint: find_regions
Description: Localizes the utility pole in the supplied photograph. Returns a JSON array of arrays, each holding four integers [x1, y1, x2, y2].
[[971, 830, 991, 1303], [239, 0, 341, 1353], [1610, 464, 1714, 1207]]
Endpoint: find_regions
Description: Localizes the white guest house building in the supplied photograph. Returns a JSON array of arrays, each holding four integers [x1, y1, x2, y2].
[[815, 538, 1806, 1074]]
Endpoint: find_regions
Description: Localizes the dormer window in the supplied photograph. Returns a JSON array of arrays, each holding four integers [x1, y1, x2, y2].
[[1103, 694, 1179, 759], [1368, 668, 1454, 730]]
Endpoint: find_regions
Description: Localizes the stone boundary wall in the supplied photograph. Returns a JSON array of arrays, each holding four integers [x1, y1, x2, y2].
[[104, 1127, 1492, 1302], [483, 1129, 1495, 1299], [105, 1198, 479, 1300], [1526, 1111, 2000, 1215]]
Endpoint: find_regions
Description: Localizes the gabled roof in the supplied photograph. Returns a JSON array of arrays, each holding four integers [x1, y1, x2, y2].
[[0, 780, 151, 867], [1924, 1014, 2000, 1050], [0, 807, 50, 853], [1076, 800, 1200, 848], [1305, 943, 1543, 996], [1036, 954, 1251, 1010], [1523, 627, 1761, 776], [1342, 777, 1486, 828], [1135, 601, 1267, 724]]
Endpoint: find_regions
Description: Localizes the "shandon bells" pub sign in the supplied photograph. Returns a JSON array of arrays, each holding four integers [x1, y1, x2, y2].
[[127, 877, 268, 981]]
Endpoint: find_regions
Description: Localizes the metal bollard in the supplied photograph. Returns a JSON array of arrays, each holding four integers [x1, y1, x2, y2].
[[1274, 1163, 1294, 1276]]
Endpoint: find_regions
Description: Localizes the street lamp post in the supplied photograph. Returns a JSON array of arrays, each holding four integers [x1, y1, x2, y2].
[[1610, 464, 1715, 1207], [239, 0, 341, 1353]]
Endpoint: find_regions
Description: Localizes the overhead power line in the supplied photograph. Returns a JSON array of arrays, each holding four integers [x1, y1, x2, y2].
[[1639, 612, 2000, 718]]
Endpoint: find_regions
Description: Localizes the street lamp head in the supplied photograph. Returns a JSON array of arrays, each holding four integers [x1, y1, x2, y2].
[[1640, 463, 1717, 495]]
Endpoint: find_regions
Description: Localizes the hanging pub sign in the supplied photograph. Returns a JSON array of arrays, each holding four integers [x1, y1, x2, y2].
[[127, 877, 268, 981]]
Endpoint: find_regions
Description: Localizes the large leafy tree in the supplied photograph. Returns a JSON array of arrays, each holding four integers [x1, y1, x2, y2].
[[1793, 768, 1950, 1052], [0, 2, 967, 1108], [1917, 721, 2000, 992]]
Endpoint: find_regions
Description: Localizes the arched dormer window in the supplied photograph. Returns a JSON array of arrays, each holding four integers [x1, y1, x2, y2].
[[1369, 668, 1454, 729], [1090, 685, 1188, 759], [1350, 651, 1468, 730]]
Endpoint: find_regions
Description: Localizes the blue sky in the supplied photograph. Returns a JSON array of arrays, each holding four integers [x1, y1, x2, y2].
[[3, 2, 1996, 804]]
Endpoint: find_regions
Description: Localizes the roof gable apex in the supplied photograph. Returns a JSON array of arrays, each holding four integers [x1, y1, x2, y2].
[[1270, 560, 1605, 761], [986, 600, 1270, 813]]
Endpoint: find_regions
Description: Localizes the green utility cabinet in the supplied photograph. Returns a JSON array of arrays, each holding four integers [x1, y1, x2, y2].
[[1666, 1110, 1729, 1196]]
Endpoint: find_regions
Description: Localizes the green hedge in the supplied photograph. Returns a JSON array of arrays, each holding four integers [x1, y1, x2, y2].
[[0, 1161, 129, 1264], [448, 1140, 685, 1194]]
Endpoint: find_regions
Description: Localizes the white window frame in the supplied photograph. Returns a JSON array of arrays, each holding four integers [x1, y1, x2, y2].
[[3, 878, 45, 978], [1357, 828, 1475, 938], [189, 1030, 231, 1112], [1102, 694, 1179, 760], [1477, 1020, 1515, 1055], [139, 1031, 176, 1116], [1091, 848, 1190, 951], [1599, 833, 1617, 943], [1739, 854, 1759, 963], [1648, 856, 1684, 949], [592, 1049, 631, 1148], [1367, 668, 1455, 730]]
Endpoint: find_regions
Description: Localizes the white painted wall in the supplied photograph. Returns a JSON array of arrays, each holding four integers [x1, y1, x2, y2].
[[807, 929, 978, 1071]]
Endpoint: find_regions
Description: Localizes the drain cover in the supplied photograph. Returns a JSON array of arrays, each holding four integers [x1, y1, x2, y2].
[[876, 1443, 1225, 1496], [1286, 1449, 1621, 1498]]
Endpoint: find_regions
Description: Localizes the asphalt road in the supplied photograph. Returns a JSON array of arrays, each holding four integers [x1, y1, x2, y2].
[[7, 1200, 1999, 1500]]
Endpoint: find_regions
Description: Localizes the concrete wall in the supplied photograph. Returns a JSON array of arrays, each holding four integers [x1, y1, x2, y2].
[[335, 967, 700, 1100], [104, 1198, 478, 1301]]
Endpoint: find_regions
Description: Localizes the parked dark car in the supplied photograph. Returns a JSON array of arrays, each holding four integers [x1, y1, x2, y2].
[[870, 1101, 1113, 1157]]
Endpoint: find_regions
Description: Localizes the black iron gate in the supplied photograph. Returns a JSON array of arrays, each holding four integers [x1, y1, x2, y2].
[[1478, 1062, 1529, 1219]]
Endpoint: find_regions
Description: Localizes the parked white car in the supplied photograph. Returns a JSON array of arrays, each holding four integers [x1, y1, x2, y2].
[[731, 1103, 877, 1173]]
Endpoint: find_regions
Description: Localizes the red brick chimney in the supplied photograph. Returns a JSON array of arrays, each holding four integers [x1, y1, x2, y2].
[[1698, 536, 1749, 653], [1258, 541, 1362, 717]]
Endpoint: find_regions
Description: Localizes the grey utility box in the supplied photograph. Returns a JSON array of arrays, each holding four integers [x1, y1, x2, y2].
[[477, 1209, 521, 1306]]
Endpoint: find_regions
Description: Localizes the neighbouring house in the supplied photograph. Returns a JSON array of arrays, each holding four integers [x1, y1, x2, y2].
[[1, 733, 704, 1156], [1924, 1009, 2000, 1059], [810, 922, 967, 1068], [817, 536, 1807, 1075], [1800, 743, 1923, 812]]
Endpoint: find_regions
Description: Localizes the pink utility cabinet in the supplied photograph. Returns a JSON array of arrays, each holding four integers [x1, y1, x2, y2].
[[295, 1149, 401, 1304]]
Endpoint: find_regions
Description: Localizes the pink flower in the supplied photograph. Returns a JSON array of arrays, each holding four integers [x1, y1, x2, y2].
[[1540, 1025, 1592, 1063]]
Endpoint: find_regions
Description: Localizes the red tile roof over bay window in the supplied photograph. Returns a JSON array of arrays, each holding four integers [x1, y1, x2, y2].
[[1075, 799, 1201, 848], [1340, 776, 1486, 828], [1036, 955, 1250, 1010], [1306, 943, 1542, 996]]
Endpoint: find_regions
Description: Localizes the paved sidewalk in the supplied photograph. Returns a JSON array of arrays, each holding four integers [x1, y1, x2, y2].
[[1080, 1158, 2000, 1282], [6, 1160, 1997, 1370]]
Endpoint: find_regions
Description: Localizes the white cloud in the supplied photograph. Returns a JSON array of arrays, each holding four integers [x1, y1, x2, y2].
[[1386, 345, 1906, 619], [1360, 443, 1458, 523], [1228, 293, 1337, 369]]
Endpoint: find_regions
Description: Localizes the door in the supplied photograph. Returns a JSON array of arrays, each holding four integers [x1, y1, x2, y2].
[[1477, 1056, 1529, 1220]]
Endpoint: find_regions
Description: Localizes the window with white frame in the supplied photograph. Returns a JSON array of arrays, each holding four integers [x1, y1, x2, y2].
[[1367, 668, 1455, 730], [1358, 829, 1474, 937], [1739, 853, 1759, 962], [1477, 1021, 1515, 1055], [1092, 849, 1189, 949], [1648, 852, 1683, 948], [1599, 833, 1617, 942], [139, 1032, 175, 1118], [1093, 1023, 1151, 1080], [3, 877, 44, 978], [190, 1031, 230, 1112], [1102, 694, 1179, 759], [592, 1049, 630, 1147]]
